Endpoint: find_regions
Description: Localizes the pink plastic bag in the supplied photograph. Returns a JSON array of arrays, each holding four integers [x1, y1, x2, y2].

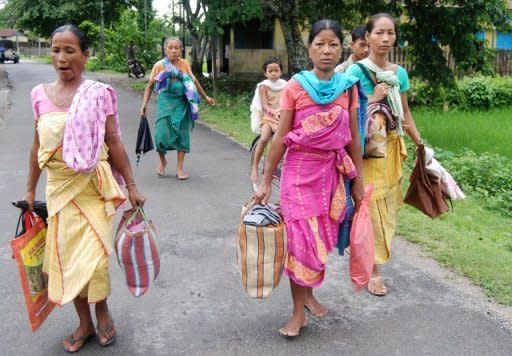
[[349, 185, 375, 291]]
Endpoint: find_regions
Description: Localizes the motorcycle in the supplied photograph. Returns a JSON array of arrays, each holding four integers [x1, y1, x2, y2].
[[128, 58, 145, 78]]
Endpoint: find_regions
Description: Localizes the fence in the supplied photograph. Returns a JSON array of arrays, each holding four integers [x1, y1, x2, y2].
[[342, 47, 512, 76], [17, 42, 50, 57]]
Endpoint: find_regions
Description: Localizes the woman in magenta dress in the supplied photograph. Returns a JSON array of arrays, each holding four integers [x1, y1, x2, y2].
[[254, 19, 364, 337]]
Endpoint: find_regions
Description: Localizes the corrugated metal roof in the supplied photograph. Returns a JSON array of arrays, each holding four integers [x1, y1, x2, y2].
[[0, 28, 18, 37]]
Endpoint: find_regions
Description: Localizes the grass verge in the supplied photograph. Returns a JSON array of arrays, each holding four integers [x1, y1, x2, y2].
[[414, 107, 512, 159], [397, 199, 512, 305]]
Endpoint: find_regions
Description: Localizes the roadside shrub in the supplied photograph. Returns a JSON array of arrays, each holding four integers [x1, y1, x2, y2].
[[409, 75, 512, 110], [459, 76, 495, 109], [491, 76, 512, 107], [409, 79, 443, 108], [435, 148, 512, 217], [85, 57, 104, 71], [408, 79, 464, 110]]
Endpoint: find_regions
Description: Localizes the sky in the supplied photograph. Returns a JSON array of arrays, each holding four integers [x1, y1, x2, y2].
[[153, 0, 172, 17]]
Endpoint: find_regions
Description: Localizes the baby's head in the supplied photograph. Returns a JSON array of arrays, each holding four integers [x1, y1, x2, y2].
[[262, 56, 283, 82]]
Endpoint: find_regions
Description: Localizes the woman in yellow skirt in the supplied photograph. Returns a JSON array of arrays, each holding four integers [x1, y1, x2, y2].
[[345, 13, 423, 296], [24, 25, 145, 352]]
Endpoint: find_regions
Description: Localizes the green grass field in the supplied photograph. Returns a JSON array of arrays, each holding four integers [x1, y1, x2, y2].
[[201, 95, 512, 305], [414, 108, 512, 159], [397, 199, 512, 305]]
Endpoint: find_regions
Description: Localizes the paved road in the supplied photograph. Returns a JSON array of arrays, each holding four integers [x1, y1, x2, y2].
[[1, 62, 511, 356]]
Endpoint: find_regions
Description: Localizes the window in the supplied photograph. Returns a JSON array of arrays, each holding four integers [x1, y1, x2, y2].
[[234, 19, 273, 49]]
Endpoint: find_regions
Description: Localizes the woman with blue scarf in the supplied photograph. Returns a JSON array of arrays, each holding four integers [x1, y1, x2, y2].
[[140, 37, 215, 180], [254, 19, 364, 337]]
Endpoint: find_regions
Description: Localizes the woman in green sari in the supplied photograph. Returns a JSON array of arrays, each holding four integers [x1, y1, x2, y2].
[[140, 37, 215, 180]]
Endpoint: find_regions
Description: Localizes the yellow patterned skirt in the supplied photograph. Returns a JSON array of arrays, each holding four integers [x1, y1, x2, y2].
[[362, 131, 407, 265], [38, 112, 125, 305]]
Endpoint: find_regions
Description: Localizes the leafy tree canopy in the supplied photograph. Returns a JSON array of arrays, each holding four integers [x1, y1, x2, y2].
[[0, 0, 133, 37]]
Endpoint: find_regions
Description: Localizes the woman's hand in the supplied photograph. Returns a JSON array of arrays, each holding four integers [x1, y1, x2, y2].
[[24, 191, 35, 212], [205, 96, 216, 106], [127, 185, 146, 208], [139, 106, 146, 117], [351, 177, 365, 210], [253, 182, 272, 205], [372, 83, 388, 102]]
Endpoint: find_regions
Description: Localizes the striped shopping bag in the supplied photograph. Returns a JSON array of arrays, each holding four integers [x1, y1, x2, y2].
[[115, 207, 160, 297], [237, 203, 288, 299]]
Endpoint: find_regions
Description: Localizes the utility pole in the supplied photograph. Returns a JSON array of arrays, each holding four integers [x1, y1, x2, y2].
[[180, 1, 185, 58], [100, 0, 105, 66]]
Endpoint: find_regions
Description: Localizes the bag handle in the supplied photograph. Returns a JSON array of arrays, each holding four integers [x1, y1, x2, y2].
[[14, 211, 36, 237], [123, 205, 150, 228]]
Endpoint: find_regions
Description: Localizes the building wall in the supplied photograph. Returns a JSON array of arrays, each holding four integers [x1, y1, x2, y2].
[[229, 19, 308, 74]]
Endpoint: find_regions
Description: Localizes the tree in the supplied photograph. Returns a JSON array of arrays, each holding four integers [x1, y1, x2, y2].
[[179, 0, 207, 75], [260, 1, 307, 74], [401, 0, 510, 88], [259, 1, 396, 74], [1, 0, 132, 37]]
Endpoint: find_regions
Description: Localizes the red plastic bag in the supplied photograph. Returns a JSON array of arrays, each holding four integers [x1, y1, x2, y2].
[[10, 211, 55, 331], [349, 185, 375, 291]]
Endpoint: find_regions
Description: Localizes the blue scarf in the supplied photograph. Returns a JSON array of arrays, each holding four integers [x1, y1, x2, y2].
[[293, 71, 355, 105], [294, 70, 367, 151]]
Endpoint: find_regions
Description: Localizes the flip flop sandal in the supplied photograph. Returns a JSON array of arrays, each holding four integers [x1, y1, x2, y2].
[[368, 276, 388, 296], [176, 174, 189, 180], [63, 331, 95, 353], [96, 322, 116, 347]]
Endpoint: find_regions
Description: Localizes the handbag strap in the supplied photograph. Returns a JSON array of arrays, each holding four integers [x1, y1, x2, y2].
[[356, 63, 378, 86], [14, 211, 36, 237]]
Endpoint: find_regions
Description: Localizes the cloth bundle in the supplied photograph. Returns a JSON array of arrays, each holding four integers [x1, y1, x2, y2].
[[242, 203, 282, 226], [424, 146, 466, 200]]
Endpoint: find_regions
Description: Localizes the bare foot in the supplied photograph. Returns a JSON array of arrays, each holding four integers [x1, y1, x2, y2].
[[63, 325, 95, 353], [278, 313, 307, 337], [305, 296, 328, 317], [176, 171, 189, 180], [156, 156, 167, 176]]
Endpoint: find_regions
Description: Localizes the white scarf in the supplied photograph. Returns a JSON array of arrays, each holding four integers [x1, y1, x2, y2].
[[250, 79, 287, 134], [359, 58, 405, 136]]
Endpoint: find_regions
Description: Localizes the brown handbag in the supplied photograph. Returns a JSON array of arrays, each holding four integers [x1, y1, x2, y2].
[[404, 144, 449, 218]]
